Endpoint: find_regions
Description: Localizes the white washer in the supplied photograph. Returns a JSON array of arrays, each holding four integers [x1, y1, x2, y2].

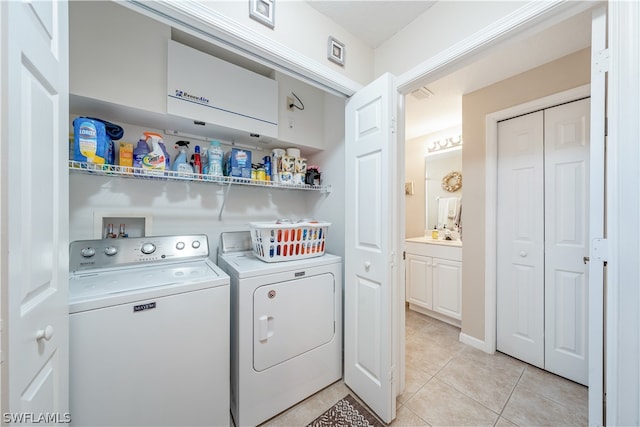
[[217, 232, 342, 427], [69, 235, 230, 427]]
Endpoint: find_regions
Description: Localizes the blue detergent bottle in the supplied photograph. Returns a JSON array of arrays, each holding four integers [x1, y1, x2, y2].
[[133, 136, 150, 170]]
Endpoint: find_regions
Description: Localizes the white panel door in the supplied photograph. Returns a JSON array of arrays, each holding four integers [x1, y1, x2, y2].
[[496, 111, 545, 368], [544, 98, 590, 385], [3, 0, 69, 420], [344, 73, 396, 424]]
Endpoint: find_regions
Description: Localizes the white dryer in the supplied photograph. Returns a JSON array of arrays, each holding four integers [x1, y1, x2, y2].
[[217, 232, 342, 427]]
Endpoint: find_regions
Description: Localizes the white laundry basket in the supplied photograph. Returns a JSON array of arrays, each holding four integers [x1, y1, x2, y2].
[[250, 221, 330, 262]]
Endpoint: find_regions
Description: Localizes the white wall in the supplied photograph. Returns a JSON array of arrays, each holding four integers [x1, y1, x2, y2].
[[374, 1, 526, 78], [198, 0, 374, 86]]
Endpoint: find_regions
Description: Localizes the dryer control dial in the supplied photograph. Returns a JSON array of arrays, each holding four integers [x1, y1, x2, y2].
[[192, 240, 201, 249], [80, 247, 96, 258], [104, 246, 118, 256], [176, 242, 185, 250], [141, 242, 156, 254]]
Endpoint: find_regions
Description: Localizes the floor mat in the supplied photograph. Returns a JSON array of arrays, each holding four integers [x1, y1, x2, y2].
[[307, 394, 384, 427]]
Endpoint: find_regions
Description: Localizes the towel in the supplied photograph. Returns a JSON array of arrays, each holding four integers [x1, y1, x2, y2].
[[437, 197, 459, 228]]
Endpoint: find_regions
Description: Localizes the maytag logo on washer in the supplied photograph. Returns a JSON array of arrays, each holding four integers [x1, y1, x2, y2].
[[133, 302, 157, 312]]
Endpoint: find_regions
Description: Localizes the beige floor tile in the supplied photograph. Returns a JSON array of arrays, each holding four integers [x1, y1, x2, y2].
[[406, 336, 460, 377], [397, 364, 432, 405], [502, 382, 588, 427], [495, 416, 518, 427], [435, 355, 521, 413], [406, 378, 499, 427], [391, 405, 431, 426], [458, 347, 526, 378], [517, 365, 588, 413]]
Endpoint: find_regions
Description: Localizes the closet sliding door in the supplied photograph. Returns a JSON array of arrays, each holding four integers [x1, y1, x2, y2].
[[496, 98, 590, 386]]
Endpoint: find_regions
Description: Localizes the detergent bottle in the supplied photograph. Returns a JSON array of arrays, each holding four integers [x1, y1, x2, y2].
[[133, 136, 150, 171], [208, 140, 224, 177], [172, 141, 194, 175], [193, 145, 203, 175], [201, 146, 210, 177], [142, 132, 168, 174]]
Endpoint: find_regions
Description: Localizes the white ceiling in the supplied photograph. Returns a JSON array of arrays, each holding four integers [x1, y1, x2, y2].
[[305, 1, 593, 141], [306, 1, 437, 49]]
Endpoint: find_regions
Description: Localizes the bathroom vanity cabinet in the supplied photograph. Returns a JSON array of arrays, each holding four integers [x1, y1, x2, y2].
[[405, 237, 462, 327]]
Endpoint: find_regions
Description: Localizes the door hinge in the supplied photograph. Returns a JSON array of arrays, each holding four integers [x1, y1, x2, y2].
[[594, 48, 609, 74], [403, 251, 405, 260], [591, 238, 609, 264], [391, 117, 396, 134]]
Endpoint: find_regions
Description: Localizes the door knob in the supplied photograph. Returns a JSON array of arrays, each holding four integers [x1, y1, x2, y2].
[[364, 261, 371, 271], [36, 325, 54, 341], [519, 251, 527, 257]]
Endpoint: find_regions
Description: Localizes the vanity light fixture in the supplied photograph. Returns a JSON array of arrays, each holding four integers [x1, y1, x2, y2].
[[426, 135, 463, 155]]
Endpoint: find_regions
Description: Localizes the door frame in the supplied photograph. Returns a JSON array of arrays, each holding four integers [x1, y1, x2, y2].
[[484, 83, 591, 355]]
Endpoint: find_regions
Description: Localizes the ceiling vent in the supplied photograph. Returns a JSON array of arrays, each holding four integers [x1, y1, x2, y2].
[[411, 87, 434, 100]]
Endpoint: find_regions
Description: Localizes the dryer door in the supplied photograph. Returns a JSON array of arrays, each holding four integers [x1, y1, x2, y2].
[[253, 273, 335, 371]]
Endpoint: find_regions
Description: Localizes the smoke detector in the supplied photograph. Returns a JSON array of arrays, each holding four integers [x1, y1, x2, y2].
[[411, 86, 434, 100]]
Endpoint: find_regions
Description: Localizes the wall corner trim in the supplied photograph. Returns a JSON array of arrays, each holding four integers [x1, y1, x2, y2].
[[459, 332, 489, 353]]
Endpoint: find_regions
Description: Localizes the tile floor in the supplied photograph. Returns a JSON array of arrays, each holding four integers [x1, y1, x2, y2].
[[261, 308, 588, 426]]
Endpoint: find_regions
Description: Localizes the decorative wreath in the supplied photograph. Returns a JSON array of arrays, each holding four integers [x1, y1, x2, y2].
[[442, 171, 462, 192]]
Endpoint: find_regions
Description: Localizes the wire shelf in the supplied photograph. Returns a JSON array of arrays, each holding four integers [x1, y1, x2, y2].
[[68, 161, 329, 192]]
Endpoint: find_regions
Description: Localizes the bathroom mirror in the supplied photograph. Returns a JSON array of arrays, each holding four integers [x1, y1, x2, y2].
[[425, 147, 462, 232]]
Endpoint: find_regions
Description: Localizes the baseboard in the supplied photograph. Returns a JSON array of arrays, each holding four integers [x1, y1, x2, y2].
[[459, 332, 492, 353]]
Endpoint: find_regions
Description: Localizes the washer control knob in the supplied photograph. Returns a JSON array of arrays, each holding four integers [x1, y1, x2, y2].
[[192, 240, 201, 249], [176, 242, 185, 250], [80, 247, 96, 258], [141, 243, 156, 254], [104, 246, 118, 256]]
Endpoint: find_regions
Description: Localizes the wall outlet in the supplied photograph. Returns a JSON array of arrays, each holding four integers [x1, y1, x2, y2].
[[286, 96, 294, 111], [405, 181, 414, 195]]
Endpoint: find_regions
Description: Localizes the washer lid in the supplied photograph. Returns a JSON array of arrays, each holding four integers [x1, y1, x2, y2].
[[218, 252, 341, 279], [69, 259, 229, 313]]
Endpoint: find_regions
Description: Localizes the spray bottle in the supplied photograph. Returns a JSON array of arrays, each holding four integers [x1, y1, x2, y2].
[[142, 132, 168, 174], [172, 141, 194, 175]]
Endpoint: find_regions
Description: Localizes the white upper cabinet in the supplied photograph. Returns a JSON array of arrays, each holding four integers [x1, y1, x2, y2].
[[167, 40, 278, 139], [275, 71, 326, 151], [69, 1, 169, 114]]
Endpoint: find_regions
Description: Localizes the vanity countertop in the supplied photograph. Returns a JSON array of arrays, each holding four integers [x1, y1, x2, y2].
[[405, 236, 462, 247]]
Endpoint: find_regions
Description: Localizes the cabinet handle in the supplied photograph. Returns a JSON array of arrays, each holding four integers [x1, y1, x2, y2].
[[519, 251, 527, 258], [364, 261, 371, 271]]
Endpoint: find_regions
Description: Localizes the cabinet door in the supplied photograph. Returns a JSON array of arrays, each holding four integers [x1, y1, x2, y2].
[[432, 258, 462, 320], [406, 254, 432, 310]]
